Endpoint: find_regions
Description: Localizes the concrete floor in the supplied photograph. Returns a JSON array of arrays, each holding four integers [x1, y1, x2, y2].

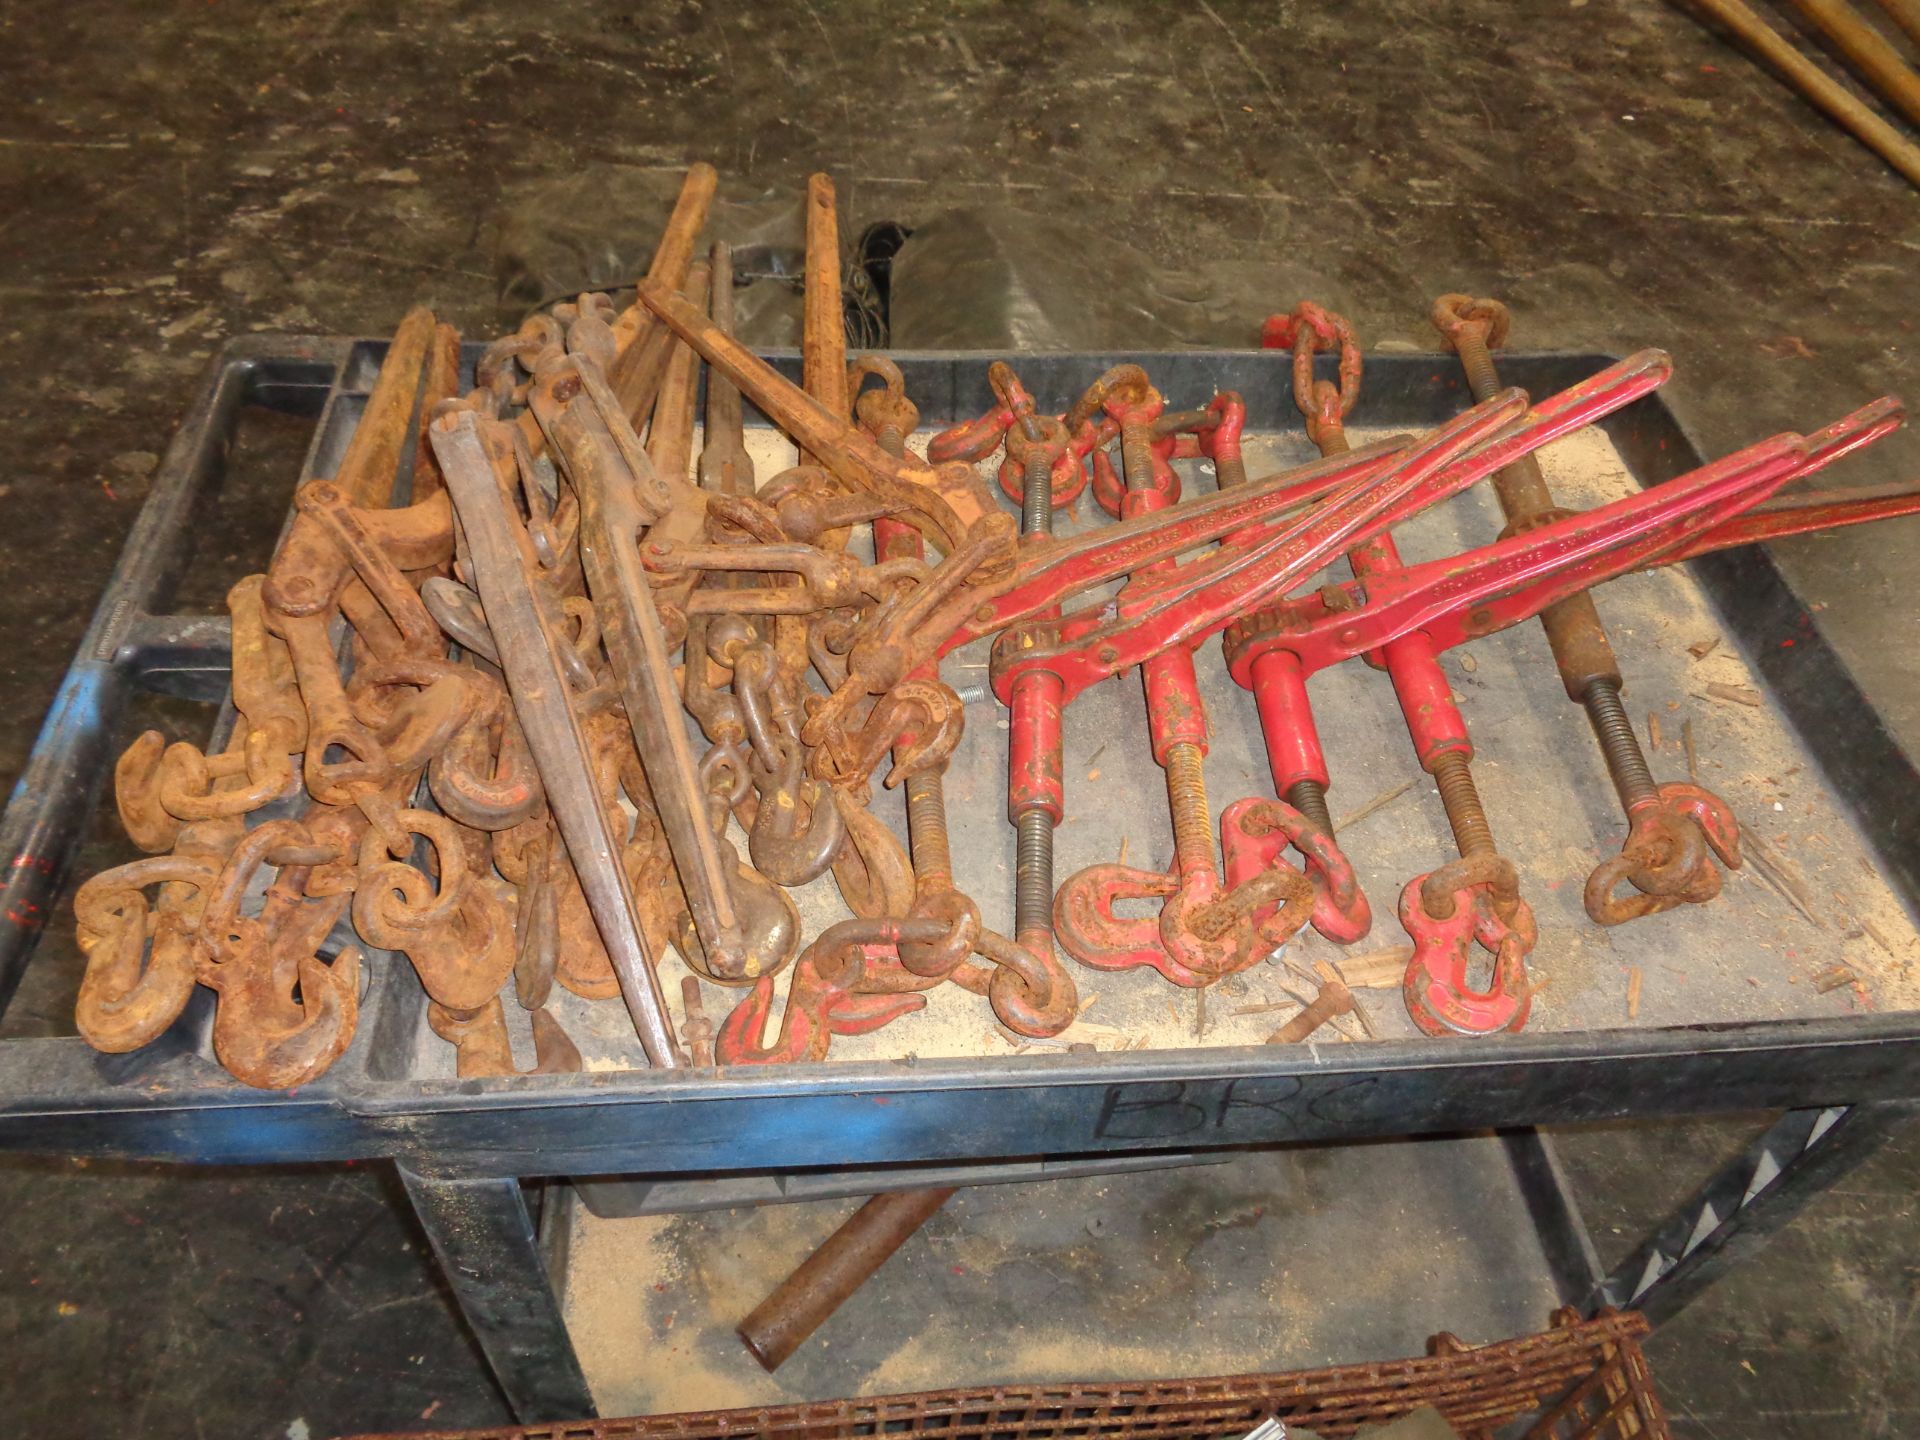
[[1, 1, 1918, 1436]]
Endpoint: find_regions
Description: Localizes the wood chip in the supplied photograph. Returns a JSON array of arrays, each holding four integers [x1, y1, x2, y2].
[[1705, 682, 1762, 708], [1016, 1035, 1076, 1052], [1744, 831, 1824, 929], [1458, 651, 1477, 673], [1050, 1021, 1125, 1049], [1086, 768, 1101, 782], [1333, 779, 1417, 834], [1076, 992, 1099, 1016], [1194, 986, 1207, 1040], [1324, 1012, 1367, 1043], [1683, 717, 1699, 783], [1815, 965, 1858, 994], [1626, 966, 1643, 1020], [1744, 856, 1800, 913], [1331, 944, 1415, 989], [1348, 992, 1378, 1040], [1862, 917, 1897, 956], [1117, 835, 1129, 865], [1647, 712, 1662, 751], [1688, 636, 1721, 660]]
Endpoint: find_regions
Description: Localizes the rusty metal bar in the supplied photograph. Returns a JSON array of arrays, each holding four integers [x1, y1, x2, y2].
[[430, 411, 679, 1068], [737, 1186, 958, 1372], [802, 173, 848, 471]]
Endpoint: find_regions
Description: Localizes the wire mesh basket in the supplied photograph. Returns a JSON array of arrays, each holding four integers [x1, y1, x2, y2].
[[346, 1308, 1669, 1440]]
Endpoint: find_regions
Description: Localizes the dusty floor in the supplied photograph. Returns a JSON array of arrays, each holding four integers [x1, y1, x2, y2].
[[1, 1, 1918, 1436], [562, 1140, 1566, 1418]]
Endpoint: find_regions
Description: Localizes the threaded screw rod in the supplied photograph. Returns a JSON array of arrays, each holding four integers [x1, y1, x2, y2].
[[1450, 318, 1659, 821], [1012, 438, 1059, 940]]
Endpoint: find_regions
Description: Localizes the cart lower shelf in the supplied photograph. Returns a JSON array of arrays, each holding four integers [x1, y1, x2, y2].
[[342, 1304, 1667, 1440]]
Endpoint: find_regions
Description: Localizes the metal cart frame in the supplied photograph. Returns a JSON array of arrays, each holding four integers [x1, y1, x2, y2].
[[1, 337, 1914, 1421]]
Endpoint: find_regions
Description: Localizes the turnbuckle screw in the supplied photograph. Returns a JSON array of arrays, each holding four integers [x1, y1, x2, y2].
[[1011, 374, 1059, 942], [1164, 742, 1214, 876], [1452, 327, 1503, 404], [1286, 778, 1334, 836], [1431, 751, 1496, 859], [1581, 677, 1660, 811], [1021, 448, 1055, 537], [1446, 311, 1664, 822], [1014, 809, 1054, 937], [906, 770, 954, 890]]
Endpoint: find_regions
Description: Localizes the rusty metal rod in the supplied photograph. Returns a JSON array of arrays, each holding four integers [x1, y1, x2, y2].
[[430, 414, 680, 1067], [1439, 307, 1659, 815], [554, 388, 752, 975], [608, 162, 718, 410], [1688, 0, 1920, 187], [738, 1187, 957, 1371], [1267, 977, 1354, 1044], [1012, 442, 1061, 946], [680, 975, 715, 1067], [1788, 0, 1920, 128], [407, 321, 462, 504], [803, 173, 849, 472], [511, 164, 715, 466], [698, 241, 752, 497], [1872, 0, 1920, 46], [339, 306, 437, 508], [647, 263, 710, 482]]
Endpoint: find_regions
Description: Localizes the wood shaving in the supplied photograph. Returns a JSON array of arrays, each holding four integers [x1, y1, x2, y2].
[[1332, 945, 1416, 989], [1333, 779, 1417, 834], [1706, 682, 1763, 708], [1745, 830, 1825, 929]]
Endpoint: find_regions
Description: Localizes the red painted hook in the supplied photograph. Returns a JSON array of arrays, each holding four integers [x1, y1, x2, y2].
[[1399, 855, 1537, 1037], [1219, 796, 1372, 944]]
